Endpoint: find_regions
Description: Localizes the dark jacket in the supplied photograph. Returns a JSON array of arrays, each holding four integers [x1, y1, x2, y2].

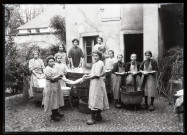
[[139, 59, 158, 71], [111, 61, 125, 73], [125, 61, 141, 72]]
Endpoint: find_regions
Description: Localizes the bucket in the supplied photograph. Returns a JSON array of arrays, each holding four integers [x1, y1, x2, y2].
[[79, 97, 91, 114], [61, 87, 71, 96], [32, 87, 43, 101]]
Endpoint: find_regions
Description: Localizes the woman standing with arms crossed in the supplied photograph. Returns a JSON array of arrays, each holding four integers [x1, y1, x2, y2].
[[83, 50, 109, 125]]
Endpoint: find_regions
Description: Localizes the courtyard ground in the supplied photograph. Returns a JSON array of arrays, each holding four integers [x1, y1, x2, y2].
[[4, 95, 184, 132]]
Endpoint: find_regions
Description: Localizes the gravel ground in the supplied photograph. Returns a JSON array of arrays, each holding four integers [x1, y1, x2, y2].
[[4, 95, 184, 132]]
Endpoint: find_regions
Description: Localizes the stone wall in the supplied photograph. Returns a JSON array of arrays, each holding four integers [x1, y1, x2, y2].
[[65, 4, 143, 61], [143, 4, 159, 60]]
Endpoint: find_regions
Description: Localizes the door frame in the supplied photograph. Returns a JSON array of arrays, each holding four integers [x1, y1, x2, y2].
[[119, 30, 143, 63]]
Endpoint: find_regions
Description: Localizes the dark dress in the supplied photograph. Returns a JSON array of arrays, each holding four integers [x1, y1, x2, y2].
[[111, 61, 125, 100], [139, 59, 158, 98], [68, 46, 84, 68]]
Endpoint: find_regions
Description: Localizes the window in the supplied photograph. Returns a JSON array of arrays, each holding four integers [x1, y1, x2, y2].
[[83, 36, 97, 67], [27, 29, 31, 33], [100, 5, 121, 22], [36, 28, 40, 33]]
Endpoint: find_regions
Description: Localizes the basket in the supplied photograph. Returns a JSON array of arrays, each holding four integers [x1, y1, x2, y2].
[[61, 87, 71, 96], [79, 97, 91, 114], [120, 90, 144, 105]]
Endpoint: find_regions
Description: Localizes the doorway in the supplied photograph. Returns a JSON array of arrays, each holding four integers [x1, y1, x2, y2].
[[124, 34, 143, 63], [159, 4, 183, 50]]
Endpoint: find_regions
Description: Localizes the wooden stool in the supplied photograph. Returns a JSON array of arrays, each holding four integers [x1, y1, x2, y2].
[[168, 79, 183, 105]]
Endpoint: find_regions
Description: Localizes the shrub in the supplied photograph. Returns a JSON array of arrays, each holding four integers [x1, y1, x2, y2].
[[5, 36, 30, 93], [5, 37, 60, 94], [157, 46, 183, 96]]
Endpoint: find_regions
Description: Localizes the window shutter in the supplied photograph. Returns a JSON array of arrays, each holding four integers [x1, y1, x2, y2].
[[100, 5, 121, 22]]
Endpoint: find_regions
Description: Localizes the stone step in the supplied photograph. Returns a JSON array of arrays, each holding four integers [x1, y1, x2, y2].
[[5, 94, 25, 107]]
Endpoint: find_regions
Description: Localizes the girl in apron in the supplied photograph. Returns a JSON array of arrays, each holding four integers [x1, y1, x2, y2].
[[54, 44, 69, 66], [43, 55, 65, 121], [28, 51, 45, 98], [54, 55, 68, 87], [111, 54, 126, 108], [105, 50, 117, 100], [125, 54, 141, 92], [83, 50, 109, 125], [43, 55, 84, 121], [139, 51, 158, 111]]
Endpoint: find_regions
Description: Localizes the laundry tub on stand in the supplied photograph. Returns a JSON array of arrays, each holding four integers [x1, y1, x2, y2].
[[66, 69, 91, 113]]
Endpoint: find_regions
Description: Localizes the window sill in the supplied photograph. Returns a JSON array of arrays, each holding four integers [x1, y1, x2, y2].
[[101, 17, 121, 22]]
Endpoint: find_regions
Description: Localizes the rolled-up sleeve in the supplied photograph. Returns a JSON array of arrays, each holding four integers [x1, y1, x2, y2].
[[80, 49, 84, 58], [45, 68, 53, 78], [94, 62, 103, 77], [68, 49, 73, 58]]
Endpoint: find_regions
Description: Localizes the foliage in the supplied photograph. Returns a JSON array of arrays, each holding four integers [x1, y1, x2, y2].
[[23, 43, 59, 66], [5, 36, 60, 94], [8, 5, 25, 35], [50, 15, 66, 44], [5, 36, 30, 93], [157, 46, 183, 96], [5, 4, 47, 34]]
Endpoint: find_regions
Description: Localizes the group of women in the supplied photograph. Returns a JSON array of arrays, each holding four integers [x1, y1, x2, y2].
[[106, 50, 158, 111], [28, 36, 158, 125]]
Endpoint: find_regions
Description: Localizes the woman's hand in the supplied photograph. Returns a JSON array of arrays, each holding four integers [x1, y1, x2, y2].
[[143, 71, 149, 75], [82, 74, 89, 80], [59, 73, 64, 77], [132, 71, 138, 75], [151, 71, 157, 73], [127, 71, 131, 74]]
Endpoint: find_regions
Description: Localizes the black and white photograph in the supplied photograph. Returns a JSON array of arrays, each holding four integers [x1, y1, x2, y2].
[[4, 3, 184, 132]]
